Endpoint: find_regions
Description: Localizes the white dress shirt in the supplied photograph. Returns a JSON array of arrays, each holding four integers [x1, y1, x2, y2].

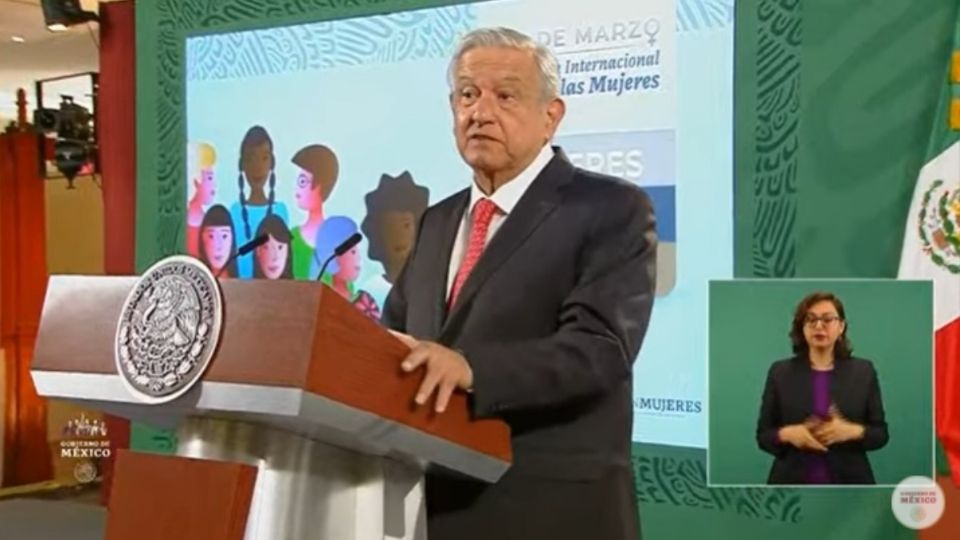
[[446, 144, 555, 299]]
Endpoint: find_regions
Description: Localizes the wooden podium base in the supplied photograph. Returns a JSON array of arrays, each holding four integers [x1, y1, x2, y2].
[[105, 449, 256, 540]]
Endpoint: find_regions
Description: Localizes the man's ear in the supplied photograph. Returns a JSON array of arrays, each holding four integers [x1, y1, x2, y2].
[[545, 97, 566, 136]]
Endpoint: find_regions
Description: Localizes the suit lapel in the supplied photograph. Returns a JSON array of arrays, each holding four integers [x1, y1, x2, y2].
[[440, 152, 574, 337], [429, 190, 469, 337]]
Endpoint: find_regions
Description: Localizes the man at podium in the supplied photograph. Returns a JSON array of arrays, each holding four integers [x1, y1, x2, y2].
[[383, 27, 658, 540]]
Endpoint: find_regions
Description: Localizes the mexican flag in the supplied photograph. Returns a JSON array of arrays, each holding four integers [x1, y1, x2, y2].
[[897, 38, 960, 484]]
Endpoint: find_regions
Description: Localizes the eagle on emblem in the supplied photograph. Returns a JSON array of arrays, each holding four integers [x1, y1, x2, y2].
[[918, 179, 960, 274]]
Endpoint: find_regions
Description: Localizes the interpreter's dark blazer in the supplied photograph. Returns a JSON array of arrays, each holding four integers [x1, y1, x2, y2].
[[383, 148, 657, 540], [756, 355, 889, 484]]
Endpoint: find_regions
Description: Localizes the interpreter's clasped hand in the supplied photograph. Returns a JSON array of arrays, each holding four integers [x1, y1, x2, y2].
[[778, 418, 829, 453], [810, 405, 865, 446]]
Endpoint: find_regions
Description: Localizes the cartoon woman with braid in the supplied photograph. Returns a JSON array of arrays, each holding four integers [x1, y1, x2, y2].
[[228, 125, 290, 279]]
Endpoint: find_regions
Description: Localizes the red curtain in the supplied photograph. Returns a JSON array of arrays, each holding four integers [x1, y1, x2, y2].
[[0, 130, 53, 486], [98, 0, 136, 503], [100, 0, 136, 277]]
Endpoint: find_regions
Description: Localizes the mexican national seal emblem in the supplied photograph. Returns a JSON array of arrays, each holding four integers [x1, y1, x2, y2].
[[115, 256, 223, 403], [918, 179, 960, 274], [73, 461, 97, 484]]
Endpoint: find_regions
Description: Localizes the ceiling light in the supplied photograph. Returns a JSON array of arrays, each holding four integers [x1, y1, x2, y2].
[[47, 24, 69, 32], [11, 36, 26, 43]]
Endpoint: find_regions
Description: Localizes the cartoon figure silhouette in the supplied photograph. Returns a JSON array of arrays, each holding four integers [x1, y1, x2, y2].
[[254, 214, 293, 280], [310, 216, 380, 320], [185, 142, 217, 257], [360, 171, 429, 310], [229, 126, 289, 278], [198, 204, 238, 278], [290, 144, 339, 279]]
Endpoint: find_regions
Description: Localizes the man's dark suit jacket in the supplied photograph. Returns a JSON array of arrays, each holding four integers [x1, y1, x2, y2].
[[756, 355, 889, 484], [382, 148, 657, 540]]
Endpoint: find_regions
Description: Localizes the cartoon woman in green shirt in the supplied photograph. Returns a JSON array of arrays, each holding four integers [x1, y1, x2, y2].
[[290, 144, 339, 280]]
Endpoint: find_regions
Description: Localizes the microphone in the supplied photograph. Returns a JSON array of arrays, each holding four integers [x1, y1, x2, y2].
[[316, 233, 363, 281], [215, 234, 268, 278]]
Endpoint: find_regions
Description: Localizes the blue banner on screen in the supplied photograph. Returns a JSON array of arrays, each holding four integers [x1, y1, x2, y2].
[[185, 0, 734, 448]]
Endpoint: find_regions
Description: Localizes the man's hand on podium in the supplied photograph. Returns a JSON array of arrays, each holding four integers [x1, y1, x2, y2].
[[389, 330, 474, 413]]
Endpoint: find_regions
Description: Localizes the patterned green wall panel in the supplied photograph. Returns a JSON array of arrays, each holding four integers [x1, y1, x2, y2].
[[733, 0, 801, 279], [633, 444, 911, 540]]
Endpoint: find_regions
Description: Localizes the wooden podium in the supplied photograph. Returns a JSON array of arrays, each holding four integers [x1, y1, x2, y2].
[[30, 275, 511, 540]]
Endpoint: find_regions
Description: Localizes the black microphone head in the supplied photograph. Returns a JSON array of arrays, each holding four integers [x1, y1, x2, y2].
[[238, 234, 269, 256], [334, 233, 363, 256]]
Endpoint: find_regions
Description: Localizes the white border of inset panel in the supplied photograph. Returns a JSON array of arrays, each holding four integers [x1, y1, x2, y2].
[[704, 277, 937, 489]]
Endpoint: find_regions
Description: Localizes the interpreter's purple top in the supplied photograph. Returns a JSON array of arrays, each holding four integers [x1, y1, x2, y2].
[[807, 369, 833, 484]]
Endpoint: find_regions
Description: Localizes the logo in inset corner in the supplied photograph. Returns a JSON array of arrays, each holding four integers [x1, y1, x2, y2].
[[891, 476, 944, 530], [115, 256, 223, 404], [59, 412, 111, 473], [918, 179, 960, 274]]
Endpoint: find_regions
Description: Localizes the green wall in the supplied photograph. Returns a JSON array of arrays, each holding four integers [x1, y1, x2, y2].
[[708, 280, 934, 486], [733, 0, 958, 279], [795, 2, 959, 278]]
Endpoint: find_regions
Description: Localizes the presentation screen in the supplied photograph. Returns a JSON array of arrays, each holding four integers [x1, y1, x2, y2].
[[185, 0, 734, 447]]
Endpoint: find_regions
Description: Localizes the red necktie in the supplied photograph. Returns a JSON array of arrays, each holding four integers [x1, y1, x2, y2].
[[448, 198, 499, 308]]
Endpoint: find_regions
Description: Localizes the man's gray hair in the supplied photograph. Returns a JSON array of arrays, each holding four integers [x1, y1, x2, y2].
[[448, 27, 560, 101]]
